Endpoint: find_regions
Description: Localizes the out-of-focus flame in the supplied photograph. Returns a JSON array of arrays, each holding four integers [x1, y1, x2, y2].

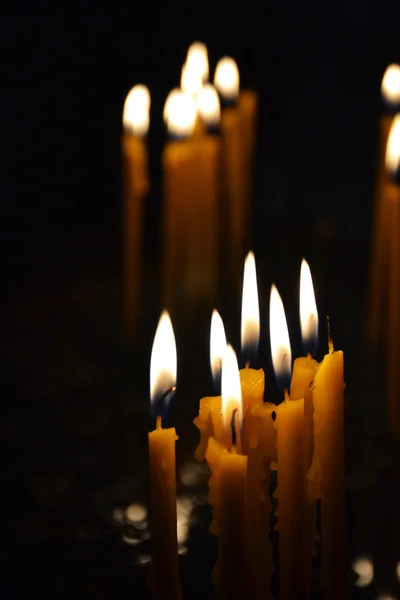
[[269, 284, 292, 388], [181, 62, 203, 97], [163, 88, 181, 124], [214, 57, 240, 101], [375, 595, 396, 600], [381, 64, 400, 105], [210, 310, 227, 386], [397, 561, 400, 582], [241, 251, 260, 364], [300, 258, 318, 353], [221, 344, 242, 431], [150, 311, 177, 415], [165, 90, 197, 138], [385, 115, 400, 175], [123, 85, 150, 137], [186, 42, 209, 82], [352, 557, 374, 588], [196, 84, 221, 127]]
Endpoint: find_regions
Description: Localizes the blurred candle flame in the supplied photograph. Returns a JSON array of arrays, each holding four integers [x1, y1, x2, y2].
[[270, 284, 292, 389], [163, 89, 181, 124], [181, 62, 203, 97], [164, 90, 197, 138], [214, 57, 240, 101], [150, 311, 177, 417], [300, 258, 319, 354], [381, 64, 400, 105], [210, 310, 227, 388], [221, 344, 242, 432], [186, 42, 209, 82], [385, 115, 400, 176], [352, 557, 374, 588], [241, 251, 260, 365], [196, 84, 221, 127], [123, 84, 150, 137]]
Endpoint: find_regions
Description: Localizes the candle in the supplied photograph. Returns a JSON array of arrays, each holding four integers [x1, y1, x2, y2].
[[148, 311, 181, 600], [214, 57, 246, 288], [240, 251, 274, 599], [368, 64, 400, 346], [385, 116, 400, 437], [270, 283, 306, 600], [186, 41, 209, 84], [217, 344, 248, 600], [308, 339, 346, 600], [121, 85, 150, 337]]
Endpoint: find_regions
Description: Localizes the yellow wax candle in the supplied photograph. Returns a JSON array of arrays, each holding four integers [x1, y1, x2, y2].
[[308, 345, 346, 600], [149, 312, 181, 600], [368, 64, 400, 346], [121, 85, 150, 338], [205, 435, 227, 535]]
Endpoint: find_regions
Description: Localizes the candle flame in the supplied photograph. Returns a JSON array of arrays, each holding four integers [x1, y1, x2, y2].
[[196, 84, 221, 127], [352, 557, 374, 588], [210, 310, 227, 386], [150, 311, 177, 416], [186, 42, 209, 82], [269, 284, 292, 389], [221, 344, 242, 432], [163, 88, 181, 124], [241, 251, 260, 364], [385, 115, 400, 175], [381, 64, 400, 105], [123, 85, 150, 137], [165, 90, 197, 138], [181, 62, 203, 97], [300, 258, 318, 353], [214, 57, 240, 101]]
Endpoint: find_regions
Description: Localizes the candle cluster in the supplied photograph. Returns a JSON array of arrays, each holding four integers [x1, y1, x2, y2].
[[147, 253, 346, 600]]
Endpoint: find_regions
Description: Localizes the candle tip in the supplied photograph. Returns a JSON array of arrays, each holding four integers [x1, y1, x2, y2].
[[156, 415, 162, 430], [327, 316, 335, 353]]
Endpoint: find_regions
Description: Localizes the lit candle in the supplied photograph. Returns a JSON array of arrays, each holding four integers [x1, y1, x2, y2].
[[121, 85, 150, 337], [186, 41, 209, 83], [270, 284, 305, 600], [217, 344, 248, 600], [181, 47, 207, 138], [291, 258, 319, 600], [240, 251, 274, 600], [197, 84, 221, 134], [307, 335, 346, 600], [385, 116, 400, 437], [148, 311, 181, 600], [368, 64, 400, 346]]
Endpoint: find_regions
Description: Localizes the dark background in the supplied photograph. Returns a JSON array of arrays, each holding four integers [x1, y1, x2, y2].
[[2, 2, 400, 599]]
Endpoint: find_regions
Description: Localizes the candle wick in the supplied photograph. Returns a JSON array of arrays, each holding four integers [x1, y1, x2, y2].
[[245, 361, 250, 369], [284, 388, 290, 402], [327, 316, 335, 354], [156, 415, 162, 430], [155, 386, 177, 422]]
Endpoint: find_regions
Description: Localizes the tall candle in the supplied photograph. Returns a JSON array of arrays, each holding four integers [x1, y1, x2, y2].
[[148, 311, 181, 600], [385, 116, 400, 437], [368, 64, 400, 346], [308, 341, 346, 600], [121, 85, 150, 337]]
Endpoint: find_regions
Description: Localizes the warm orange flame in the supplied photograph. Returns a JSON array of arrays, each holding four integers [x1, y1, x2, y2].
[[300, 258, 318, 347], [164, 90, 197, 138], [214, 57, 240, 100], [269, 284, 292, 383], [210, 310, 227, 385], [381, 64, 400, 105], [241, 251, 260, 358], [150, 311, 177, 406], [123, 85, 150, 137], [221, 344, 242, 431], [196, 84, 220, 126], [385, 115, 400, 175], [186, 42, 209, 82]]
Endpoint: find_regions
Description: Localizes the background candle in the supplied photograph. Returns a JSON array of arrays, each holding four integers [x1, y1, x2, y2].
[[368, 64, 400, 346], [148, 312, 181, 600], [121, 84, 150, 338]]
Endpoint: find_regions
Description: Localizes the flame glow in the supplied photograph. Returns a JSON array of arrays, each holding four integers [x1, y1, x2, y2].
[[221, 344, 242, 431], [381, 64, 400, 105], [196, 84, 221, 127], [163, 89, 181, 124], [300, 259, 318, 352], [150, 311, 177, 413], [385, 115, 400, 175], [210, 310, 227, 386], [186, 42, 209, 82], [269, 284, 292, 387], [352, 557, 374, 588], [181, 62, 203, 97], [123, 85, 150, 137], [214, 57, 240, 101], [165, 90, 197, 138], [241, 251, 260, 363]]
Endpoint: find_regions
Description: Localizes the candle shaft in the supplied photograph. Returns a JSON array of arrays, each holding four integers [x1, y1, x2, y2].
[[387, 183, 400, 437]]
